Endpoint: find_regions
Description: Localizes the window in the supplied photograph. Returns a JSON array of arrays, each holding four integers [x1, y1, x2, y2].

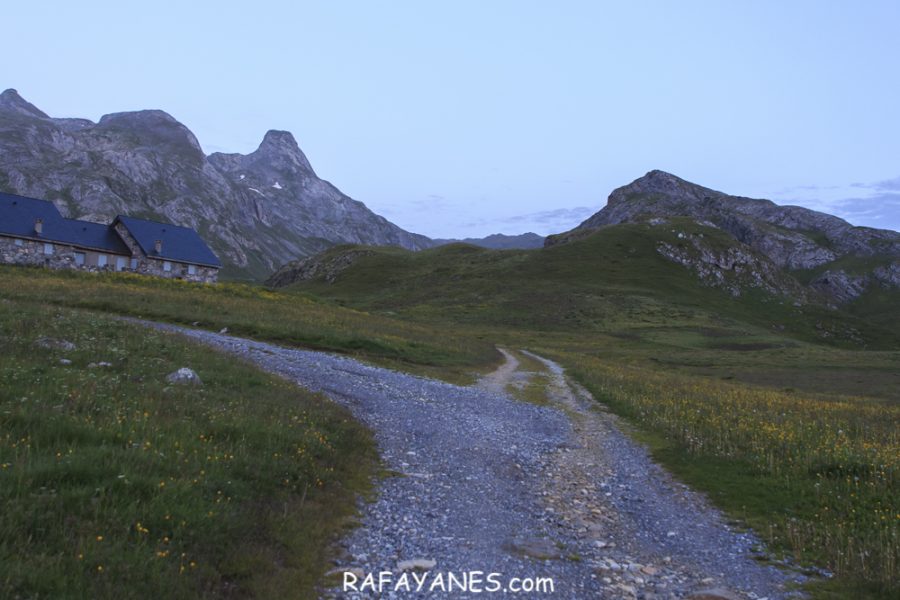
[[14, 239, 23, 247], [116, 257, 126, 271], [163, 261, 172, 272], [130, 258, 138, 270], [43, 243, 53, 255], [188, 264, 197, 275], [74, 252, 85, 266], [97, 254, 107, 267]]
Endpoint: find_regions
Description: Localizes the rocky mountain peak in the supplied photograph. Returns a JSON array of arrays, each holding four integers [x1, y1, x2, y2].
[[551, 170, 900, 304], [260, 129, 299, 149], [0, 91, 433, 279], [97, 109, 180, 127], [96, 110, 204, 156], [0, 89, 50, 119], [607, 170, 727, 207], [252, 129, 314, 173]]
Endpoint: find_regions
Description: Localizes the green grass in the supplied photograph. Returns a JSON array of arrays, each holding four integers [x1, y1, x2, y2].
[[499, 350, 554, 407], [1, 219, 897, 598], [276, 228, 899, 597], [0, 265, 498, 384], [0, 300, 376, 599], [550, 351, 898, 598], [286, 223, 900, 349]]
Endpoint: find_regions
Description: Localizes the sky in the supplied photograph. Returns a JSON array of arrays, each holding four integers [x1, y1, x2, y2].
[[4, 0, 900, 238]]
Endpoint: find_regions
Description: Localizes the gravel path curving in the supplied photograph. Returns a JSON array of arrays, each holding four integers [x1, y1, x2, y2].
[[137, 322, 807, 599]]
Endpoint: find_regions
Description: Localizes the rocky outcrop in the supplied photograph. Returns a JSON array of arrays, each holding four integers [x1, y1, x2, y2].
[[655, 229, 808, 300], [555, 170, 900, 303], [809, 270, 869, 304], [810, 262, 900, 304], [0, 89, 432, 279], [265, 247, 377, 287], [873, 262, 900, 288]]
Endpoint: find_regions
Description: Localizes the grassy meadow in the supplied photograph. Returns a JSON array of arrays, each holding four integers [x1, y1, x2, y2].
[[1, 232, 898, 600], [0, 299, 376, 598], [552, 352, 898, 595], [0, 265, 498, 383], [277, 231, 899, 598]]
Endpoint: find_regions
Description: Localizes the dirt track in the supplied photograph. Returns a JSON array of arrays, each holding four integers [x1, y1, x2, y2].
[[141, 321, 806, 598]]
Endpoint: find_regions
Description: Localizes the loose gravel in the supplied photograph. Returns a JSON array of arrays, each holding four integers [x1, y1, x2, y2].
[[136, 321, 808, 599]]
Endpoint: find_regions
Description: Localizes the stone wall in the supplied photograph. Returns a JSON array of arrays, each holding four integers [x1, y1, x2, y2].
[[113, 222, 143, 256], [0, 235, 119, 272], [1, 234, 218, 283], [133, 257, 218, 284]]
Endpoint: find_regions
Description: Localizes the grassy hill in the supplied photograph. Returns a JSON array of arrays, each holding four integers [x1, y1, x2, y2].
[[0, 219, 897, 598], [278, 224, 899, 597], [285, 221, 900, 352]]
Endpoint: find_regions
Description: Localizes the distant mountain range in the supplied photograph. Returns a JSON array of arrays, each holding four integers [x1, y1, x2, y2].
[[272, 170, 899, 308], [3, 88, 896, 302], [433, 232, 545, 250], [0, 89, 433, 279]]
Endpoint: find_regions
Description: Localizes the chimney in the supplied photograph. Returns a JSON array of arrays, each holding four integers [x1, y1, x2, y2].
[[154, 239, 162, 254], [34, 218, 43, 234]]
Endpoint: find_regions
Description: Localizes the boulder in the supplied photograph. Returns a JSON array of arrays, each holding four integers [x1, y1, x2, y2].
[[396, 558, 436, 571], [166, 367, 202, 385]]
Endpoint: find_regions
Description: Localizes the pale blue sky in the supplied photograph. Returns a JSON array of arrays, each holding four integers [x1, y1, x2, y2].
[[5, 0, 899, 237]]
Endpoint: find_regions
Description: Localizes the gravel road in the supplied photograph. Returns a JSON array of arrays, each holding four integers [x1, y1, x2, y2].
[[139, 322, 807, 599]]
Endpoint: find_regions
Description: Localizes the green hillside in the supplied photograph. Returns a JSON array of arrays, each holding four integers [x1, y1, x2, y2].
[[285, 221, 900, 351], [278, 224, 899, 596], [1, 219, 897, 597]]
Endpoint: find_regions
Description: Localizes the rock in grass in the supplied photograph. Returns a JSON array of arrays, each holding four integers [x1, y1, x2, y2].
[[503, 538, 561, 560], [325, 567, 365, 579], [396, 558, 436, 572], [166, 367, 202, 385], [36, 337, 76, 352], [88, 361, 113, 368]]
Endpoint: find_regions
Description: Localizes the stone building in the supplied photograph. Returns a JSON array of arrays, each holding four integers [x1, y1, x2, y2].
[[0, 192, 220, 282]]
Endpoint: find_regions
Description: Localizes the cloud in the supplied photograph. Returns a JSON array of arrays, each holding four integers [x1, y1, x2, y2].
[[874, 176, 900, 191], [776, 174, 900, 232], [842, 175, 900, 193], [831, 175, 900, 231], [783, 192, 900, 232], [464, 206, 596, 233], [378, 194, 453, 216], [826, 193, 900, 229]]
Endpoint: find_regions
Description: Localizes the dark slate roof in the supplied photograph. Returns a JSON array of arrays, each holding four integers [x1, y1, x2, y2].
[[0, 192, 130, 254], [114, 215, 221, 267], [60, 219, 131, 255]]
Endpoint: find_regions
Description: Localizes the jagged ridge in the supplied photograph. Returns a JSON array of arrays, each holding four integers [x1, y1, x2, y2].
[[0, 89, 432, 279]]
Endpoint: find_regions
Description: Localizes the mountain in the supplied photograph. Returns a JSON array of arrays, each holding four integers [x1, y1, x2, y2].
[[264, 223, 900, 349], [432, 232, 545, 250], [547, 170, 900, 304], [0, 89, 432, 279], [266, 170, 900, 348]]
